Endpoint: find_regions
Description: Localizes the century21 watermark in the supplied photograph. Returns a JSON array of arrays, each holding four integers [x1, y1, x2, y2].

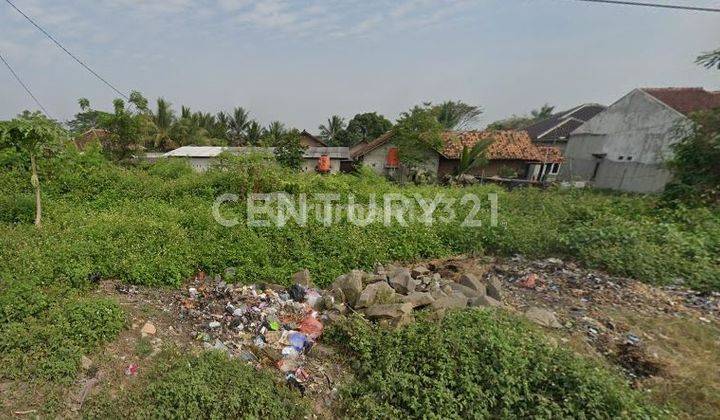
[[212, 193, 499, 228]]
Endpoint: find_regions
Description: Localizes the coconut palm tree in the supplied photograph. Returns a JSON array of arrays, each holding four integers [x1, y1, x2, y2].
[[531, 104, 555, 120], [245, 120, 263, 145], [151, 98, 176, 150], [455, 139, 492, 176], [318, 115, 346, 145], [697, 48, 720, 69], [262, 121, 286, 146], [228, 107, 250, 146]]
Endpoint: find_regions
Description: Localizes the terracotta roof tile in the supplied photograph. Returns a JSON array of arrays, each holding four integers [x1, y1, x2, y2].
[[537, 146, 565, 163], [642, 87, 720, 115], [441, 130, 545, 162]]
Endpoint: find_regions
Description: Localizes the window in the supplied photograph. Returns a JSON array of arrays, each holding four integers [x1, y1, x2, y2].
[[549, 163, 560, 175], [627, 156, 633, 161], [618, 156, 624, 160]]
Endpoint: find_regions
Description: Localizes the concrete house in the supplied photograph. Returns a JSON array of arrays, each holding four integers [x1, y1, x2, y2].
[[524, 104, 606, 153], [350, 131, 440, 177], [562, 87, 720, 193]]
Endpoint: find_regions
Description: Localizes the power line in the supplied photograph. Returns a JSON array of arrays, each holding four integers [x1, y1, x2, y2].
[[570, 0, 720, 12], [4, 0, 129, 100], [0, 51, 53, 118]]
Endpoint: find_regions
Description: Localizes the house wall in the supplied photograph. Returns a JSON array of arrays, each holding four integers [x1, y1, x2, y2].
[[561, 89, 689, 193], [300, 134, 324, 147], [361, 142, 439, 177]]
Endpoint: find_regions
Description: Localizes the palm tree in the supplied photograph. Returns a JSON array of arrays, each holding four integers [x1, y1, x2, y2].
[[180, 105, 192, 120], [697, 48, 720, 69], [531, 104, 555, 121], [318, 115, 346, 145], [152, 98, 175, 150], [434, 101, 482, 130], [245, 120, 262, 145], [455, 139, 492, 176], [228, 107, 250, 146], [262, 121, 286, 146]]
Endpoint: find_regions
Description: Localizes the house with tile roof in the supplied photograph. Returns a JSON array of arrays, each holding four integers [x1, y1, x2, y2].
[[524, 103, 606, 152], [563, 87, 720, 193], [351, 129, 562, 181]]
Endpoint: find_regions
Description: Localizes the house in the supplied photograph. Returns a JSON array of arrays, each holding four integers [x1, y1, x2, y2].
[[300, 130, 327, 147], [524, 104, 606, 152], [163, 144, 351, 173], [74, 128, 112, 151], [351, 129, 562, 182], [350, 131, 440, 178], [439, 130, 563, 181], [562, 87, 720, 193]]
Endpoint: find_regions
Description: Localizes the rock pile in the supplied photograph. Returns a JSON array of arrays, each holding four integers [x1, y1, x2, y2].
[[323, 262, 504, 327]]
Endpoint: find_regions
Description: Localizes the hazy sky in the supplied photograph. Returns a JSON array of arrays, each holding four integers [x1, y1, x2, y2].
[[2, 0, 719, 131]]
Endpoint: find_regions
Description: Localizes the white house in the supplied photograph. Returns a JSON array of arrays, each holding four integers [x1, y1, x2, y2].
[[562, 87, 720, 193]]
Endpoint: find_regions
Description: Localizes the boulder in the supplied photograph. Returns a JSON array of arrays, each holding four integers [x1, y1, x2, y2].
[[524, 307, 561, 329], [388, 268, 417, 295], [450, 282, 481, 298], [470, 295, 502, 308], [292, 269, 313, 288], [364, 302, 414, 320], [401, 292, 435, 308], [431, 294, 468, 311], [373, 262, 385, 275], [486, 276, 503, 301], [356, 281, 397, 308], [363, 272, 388, 285], [458, 273, 486, 294], [331, 270, 364, 307]]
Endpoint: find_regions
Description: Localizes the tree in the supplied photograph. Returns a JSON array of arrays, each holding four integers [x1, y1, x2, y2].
[[393, 105, 443, 166], [319, 115, 346, 146], [245, 120, 263, 145], [67, 98, 109, 135], [151, 98, 176, 150], [531, 104, 555, 120], [98, 97, 146, 161], [0, 112, 64, 227], [697, 48, 720, 70], [262, 121, 286, 146], [274, 129, 306, 169], [455, 140, 491, 176], [487, 104, 556, 131], [432, 100, 483, 130], [228, 107, 250, 146], [345, 112, 393, 145], [664, 109, 720, 205]]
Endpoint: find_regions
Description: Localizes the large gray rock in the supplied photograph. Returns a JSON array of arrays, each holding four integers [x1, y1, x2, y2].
[[292, 269, 313, 288], [401, 292, 435, 308], [431, 294, 468, 311], [364, 302, 414, 320], [411, 265, 430, 278], [388, 268, 417, 295], [450, 282, 481, 298], [524, 307, 561, 329], [458, 273, 486, 295], [356, 281, 397, 308], [486, 276, 504, 301], [331, 270, 364, 307], [470, 295, 502, 308]]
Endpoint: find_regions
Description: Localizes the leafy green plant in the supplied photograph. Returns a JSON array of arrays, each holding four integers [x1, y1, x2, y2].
[[84, 349, 308, 419], [327, 310, 664, 418]]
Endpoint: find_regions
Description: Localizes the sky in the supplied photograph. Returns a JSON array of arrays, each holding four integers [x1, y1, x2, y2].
[[1, 0, 719, 131]]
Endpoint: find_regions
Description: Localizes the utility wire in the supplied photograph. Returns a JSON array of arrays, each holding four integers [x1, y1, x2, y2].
[[570, 0, 720, 12], [0, 51, 53, 118], [4, 0, 129, 100]]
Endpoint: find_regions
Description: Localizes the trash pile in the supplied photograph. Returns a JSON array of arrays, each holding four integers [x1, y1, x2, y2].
[[178, 270, 326, 397]]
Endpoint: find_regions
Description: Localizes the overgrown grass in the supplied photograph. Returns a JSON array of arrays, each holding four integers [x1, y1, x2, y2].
[[327, 309, 667, 418], [84, 348, 308, 419]]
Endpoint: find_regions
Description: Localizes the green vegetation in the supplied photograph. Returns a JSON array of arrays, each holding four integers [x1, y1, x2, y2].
[[327, 309, 664, 418], [664, 108, 720, 206], [85, 349, 308, 419]]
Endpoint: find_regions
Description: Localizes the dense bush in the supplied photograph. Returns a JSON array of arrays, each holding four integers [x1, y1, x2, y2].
[[327, 310, 664, 418], [0, 286, 124, 382], [85, 349, 308, 419]]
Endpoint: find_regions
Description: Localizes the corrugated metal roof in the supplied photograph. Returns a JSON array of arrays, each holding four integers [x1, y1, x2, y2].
[[163, 146, 228, 157], [304, 147, 350, 159], [163, 146, 350, 160]]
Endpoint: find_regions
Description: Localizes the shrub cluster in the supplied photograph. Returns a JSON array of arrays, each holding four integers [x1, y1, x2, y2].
[[327, 309, 664, 418], [84, 349, 308, 419]]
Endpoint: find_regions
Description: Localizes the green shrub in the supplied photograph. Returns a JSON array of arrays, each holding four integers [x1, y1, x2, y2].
[[147, 158, 194, 179], [327, 310, 665, 419], [0, 193, 34, 224], [85, 349, 308, 419]]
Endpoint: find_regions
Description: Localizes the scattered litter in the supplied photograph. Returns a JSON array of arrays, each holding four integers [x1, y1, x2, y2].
[[124, 364, 139, 376]]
